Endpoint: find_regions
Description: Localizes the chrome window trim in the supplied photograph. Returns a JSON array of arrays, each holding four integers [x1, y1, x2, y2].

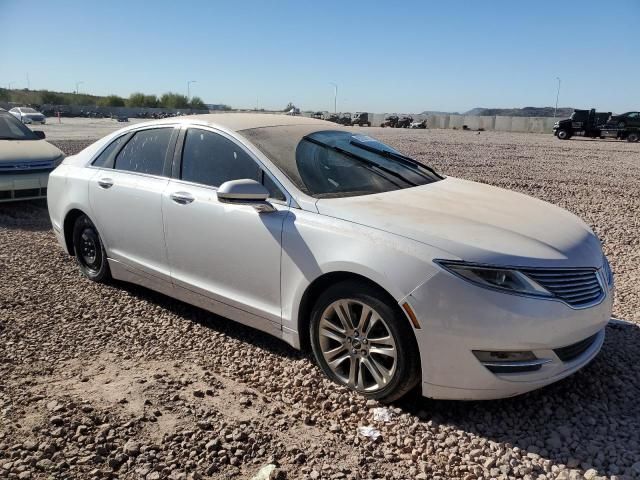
[[177, 125, 293, 206]]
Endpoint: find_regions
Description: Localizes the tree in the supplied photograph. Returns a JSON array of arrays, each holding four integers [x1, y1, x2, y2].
[[40, 90, 64, 104], [127, 92, 158, 108], [98, 95, 125, 107], [189, 96, 206, 110], [159, 92, 189, 109]]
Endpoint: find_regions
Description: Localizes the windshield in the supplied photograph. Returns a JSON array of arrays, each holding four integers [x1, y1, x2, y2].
[[21, 108, 38, 113], [296, 131, 441, 198], [0, 114, 38, 140]]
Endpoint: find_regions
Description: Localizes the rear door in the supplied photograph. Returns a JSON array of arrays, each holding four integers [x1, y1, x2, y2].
[[89, 126, 178, 281], [162, 126, 289, 325]]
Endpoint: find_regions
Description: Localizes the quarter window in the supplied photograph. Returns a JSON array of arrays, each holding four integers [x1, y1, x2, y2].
[[114, 128, 172, 176], [92, 135, 127, 167]]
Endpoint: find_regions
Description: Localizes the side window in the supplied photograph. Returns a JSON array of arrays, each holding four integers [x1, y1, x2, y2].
[[181, 128, 260, 187], [92, 135, 127, 167], [114, 128, 172, 176]]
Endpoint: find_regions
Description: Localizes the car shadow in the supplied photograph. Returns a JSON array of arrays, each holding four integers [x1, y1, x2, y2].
[[116, 276, 637, 476], [0, 200, 52, 232]]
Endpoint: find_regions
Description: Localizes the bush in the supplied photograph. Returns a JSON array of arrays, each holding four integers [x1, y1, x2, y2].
[[127, 92, 158, 108], [189, 96, 206, 109], [41, 90, 64, 104], [98, 95, 126, 107], [159, 92, 190, 109]]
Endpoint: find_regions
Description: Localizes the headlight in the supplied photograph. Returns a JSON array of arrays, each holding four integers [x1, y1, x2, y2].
[[436, 261, 552, 297], [603, 255, 614, 287]]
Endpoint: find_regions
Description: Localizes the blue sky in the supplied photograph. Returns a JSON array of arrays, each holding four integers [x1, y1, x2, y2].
[[1, 0, 638, 113]]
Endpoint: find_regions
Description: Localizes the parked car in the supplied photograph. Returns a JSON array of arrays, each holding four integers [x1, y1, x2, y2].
[[607, 111, 640, 129], [9, 107, 47, 124], [47, 114, 613, 402], [0, 110, 64, 202], [410, 119, 427, 129]]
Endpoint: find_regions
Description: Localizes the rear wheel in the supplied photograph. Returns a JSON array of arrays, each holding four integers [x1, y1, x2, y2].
[[310, 281, 420, 403], [556, 129, 571, 140], [72, 214, 111, 282], [627, 132, 639, 143]]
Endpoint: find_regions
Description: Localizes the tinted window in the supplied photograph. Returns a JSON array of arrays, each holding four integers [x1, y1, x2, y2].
[[114, 128, 172, 175], [0, 113, 36, 140], [181, 129, 260, 187], [92, 135, 128, 167], [295, 131, 440, 198]]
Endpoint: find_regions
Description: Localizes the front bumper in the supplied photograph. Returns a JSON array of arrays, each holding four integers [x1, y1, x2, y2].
[[405, 269, 613, 400], [0, 171, 50, 202]]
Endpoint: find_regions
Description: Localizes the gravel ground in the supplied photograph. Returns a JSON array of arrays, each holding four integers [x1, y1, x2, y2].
[[1, 130, 639, 480]]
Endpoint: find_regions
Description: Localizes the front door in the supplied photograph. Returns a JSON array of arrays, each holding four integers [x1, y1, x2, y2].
[[162, 127, 288, 325]]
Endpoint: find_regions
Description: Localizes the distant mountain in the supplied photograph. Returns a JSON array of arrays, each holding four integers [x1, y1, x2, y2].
[[420, 110, 460, 115], [463, 107, 574, 117]]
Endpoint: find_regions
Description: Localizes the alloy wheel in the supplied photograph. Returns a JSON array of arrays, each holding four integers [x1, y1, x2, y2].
[[318, 299, 397, 392]]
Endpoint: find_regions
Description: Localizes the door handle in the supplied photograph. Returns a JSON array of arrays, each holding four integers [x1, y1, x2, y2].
[[97, 178, 114, 189], [170, 191, 195, 205]]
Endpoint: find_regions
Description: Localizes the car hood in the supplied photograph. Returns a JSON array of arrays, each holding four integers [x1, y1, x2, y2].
[[0, 139, 63, 163], [315, 177, 603, 268]]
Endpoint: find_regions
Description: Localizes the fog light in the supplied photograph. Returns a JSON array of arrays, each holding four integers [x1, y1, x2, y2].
[[473, 350, 536, 362], [473, 350, 550, 374]]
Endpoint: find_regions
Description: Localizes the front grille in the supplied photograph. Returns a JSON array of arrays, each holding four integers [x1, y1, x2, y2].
[[14, 188, 40, 198], [0, 160, 55, 173], [522, 268, 603, 307], [554, 333, 599, 362]]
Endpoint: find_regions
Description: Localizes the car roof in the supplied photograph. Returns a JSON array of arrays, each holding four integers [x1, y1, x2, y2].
[[135, 113, 336, 133]]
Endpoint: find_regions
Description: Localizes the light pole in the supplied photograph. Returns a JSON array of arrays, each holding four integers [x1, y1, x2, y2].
[[554, 77, 561, 118], [75, 81, 84, 95], [329, 82, 338, 113], [187, 80, 196, 100]]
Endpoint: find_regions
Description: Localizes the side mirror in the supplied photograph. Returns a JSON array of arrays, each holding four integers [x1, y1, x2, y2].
[[217, 179, 276, 213], [33, 130, 46, 139]]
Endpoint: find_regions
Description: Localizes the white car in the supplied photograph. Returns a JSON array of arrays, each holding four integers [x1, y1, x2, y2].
[[0, 110, 64, 202], [9, 107, 47, 124], [47, 114, 613, 402]]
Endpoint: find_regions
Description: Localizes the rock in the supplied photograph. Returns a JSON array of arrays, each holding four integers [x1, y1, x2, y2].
[[124, 440, 140, 456], [251, 464, 277, 480]]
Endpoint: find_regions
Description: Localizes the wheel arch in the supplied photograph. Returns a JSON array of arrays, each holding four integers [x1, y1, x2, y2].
[[62, 208, 88, 255], [296, 271, 414, 353]]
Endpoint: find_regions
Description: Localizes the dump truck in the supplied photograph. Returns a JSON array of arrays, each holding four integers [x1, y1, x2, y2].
[[351, 112, 371, 126]]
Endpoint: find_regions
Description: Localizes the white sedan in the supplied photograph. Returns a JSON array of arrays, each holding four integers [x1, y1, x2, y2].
[[47, 114, 613, 402], [9, 107, 46, 124]]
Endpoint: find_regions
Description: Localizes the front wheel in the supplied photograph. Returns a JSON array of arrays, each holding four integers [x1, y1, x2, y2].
[[72, 214, 111, 282], [310, 281, 420, 403], [617, 121, 626, 129], [556, 129, 571, 140], [627, 132, 639, 143]]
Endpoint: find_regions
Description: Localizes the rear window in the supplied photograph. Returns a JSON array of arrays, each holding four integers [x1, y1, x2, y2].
[[114, 128, 172, 176]]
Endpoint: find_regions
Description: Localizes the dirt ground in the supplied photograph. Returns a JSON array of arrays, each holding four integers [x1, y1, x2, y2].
[[1, 127, 639, 480]]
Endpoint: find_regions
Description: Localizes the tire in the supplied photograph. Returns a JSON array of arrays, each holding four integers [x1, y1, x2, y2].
[[310, 280, 420, 403], [72, 214, 111, 282], [617, 121, 626, 129], [556, 129, 571, 140], [627, 132, 639, 143]]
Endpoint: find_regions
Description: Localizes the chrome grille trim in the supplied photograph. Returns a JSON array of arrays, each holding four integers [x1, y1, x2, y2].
[[522, 268, 604, 308]]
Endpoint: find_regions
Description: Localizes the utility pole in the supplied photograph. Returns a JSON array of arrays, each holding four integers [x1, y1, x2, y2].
[[187, 80, 196, 100], [26, 73, 30, 90], [75, 81, 84, 95], [329, 82, 338, 113], [7, 81, 15, 90], [554, 77, 561, 118]]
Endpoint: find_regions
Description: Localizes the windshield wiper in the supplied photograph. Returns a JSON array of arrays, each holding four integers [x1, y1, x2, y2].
[[304, 136, 418, 187], [349, 140, 443, 179]]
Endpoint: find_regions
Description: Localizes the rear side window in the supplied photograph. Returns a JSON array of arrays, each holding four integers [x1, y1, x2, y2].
[[92, 135, 127, 167], [181, 129, 260, 187], [114, 128, 172, 176]]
